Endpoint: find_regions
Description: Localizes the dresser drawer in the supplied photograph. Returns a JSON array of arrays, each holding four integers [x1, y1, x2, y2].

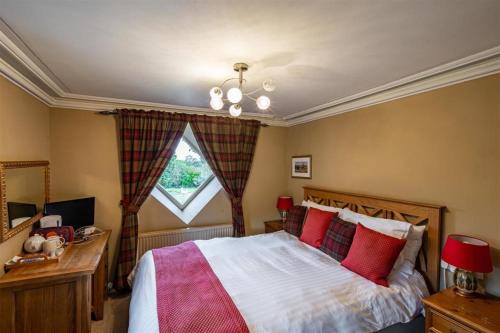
[[428, 310, 478, 333]]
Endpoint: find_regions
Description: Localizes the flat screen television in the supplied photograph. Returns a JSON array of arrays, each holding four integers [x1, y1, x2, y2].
[[44, 197, 95, 230]]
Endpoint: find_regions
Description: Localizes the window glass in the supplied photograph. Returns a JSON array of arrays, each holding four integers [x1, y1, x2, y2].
[[157, 129, 214, 209]]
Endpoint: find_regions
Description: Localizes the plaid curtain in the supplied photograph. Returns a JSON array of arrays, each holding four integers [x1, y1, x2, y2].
[[114, 109, 187, 290], [189, 115, 260, 237]]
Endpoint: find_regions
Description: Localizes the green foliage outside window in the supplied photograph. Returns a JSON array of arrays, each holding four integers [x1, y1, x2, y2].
[[157, 137, 214, 206], [158, 154, 212, 189]]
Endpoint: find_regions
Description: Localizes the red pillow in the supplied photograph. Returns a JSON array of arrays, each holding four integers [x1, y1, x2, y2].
[[299, 208, 337, 248], [341, 223, 407, 287]]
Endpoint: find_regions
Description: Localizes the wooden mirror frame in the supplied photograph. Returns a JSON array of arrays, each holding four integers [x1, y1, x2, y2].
[[0, 161, 50, 243]]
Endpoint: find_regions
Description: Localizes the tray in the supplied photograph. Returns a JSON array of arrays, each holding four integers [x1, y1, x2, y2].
[[4, 245, 68, 272]]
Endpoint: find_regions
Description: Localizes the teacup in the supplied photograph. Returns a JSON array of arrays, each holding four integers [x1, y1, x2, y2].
[[47, 235, 65, 247], [43, 236, 65, 257]]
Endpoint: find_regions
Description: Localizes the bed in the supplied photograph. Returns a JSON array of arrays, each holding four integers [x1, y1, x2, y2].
[[129, 187, 445, 333]]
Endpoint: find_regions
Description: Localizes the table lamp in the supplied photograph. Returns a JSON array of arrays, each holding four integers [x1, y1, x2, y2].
[[441, 234, 493, 297], [276, 196, 293, 223]]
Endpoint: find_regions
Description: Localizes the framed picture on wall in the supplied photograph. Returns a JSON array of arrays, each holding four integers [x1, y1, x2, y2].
[[291, 155, 312, 179]]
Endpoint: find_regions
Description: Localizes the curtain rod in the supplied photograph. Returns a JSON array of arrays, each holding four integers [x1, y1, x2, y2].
[[97, 110, 268, 127]]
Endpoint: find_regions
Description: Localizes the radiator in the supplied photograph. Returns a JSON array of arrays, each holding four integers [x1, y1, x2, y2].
[[136, 224, 233, 261]]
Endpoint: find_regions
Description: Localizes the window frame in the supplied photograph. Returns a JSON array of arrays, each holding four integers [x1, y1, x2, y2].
[[155, 134, 215, 211]]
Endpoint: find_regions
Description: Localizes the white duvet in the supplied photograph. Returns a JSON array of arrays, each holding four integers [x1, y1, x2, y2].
[[129, 231, 428, 333]]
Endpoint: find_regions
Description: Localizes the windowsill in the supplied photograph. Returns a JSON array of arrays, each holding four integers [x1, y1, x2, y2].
[[151, 177, 223, 224]]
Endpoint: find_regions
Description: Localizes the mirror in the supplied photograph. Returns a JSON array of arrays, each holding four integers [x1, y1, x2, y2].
[[0, 161, 49, 243]]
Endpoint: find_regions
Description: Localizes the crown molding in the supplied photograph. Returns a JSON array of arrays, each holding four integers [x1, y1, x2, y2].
[[0, 59, 287, 126], [285, 47, 500, 126], [0, 19, 66, 96], [0, 54, 56, 105], [0, 18, 498, 128], [50, 94, 288, 126]]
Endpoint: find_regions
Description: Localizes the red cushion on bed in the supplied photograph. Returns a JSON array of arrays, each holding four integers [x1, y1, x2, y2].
[[341, 223, 407, 287], [299, 208, 337, 248]]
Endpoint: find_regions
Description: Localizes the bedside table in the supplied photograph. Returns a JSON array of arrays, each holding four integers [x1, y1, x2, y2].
[[264, 220, 284, 233], [423, 288, 500, 333]]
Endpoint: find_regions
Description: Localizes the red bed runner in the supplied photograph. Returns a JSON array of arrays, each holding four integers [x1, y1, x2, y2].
[[152, 241, 249, 333]]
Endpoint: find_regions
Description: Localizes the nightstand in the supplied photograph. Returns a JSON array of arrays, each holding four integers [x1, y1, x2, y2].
[[264, 220, 284, 233], [423, 288, 500, 333]]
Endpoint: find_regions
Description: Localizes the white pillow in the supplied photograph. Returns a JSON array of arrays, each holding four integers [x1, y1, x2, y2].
[[392, 225, 426, 276], [341, 208, 411, 239], [301, 200, 343, 214]]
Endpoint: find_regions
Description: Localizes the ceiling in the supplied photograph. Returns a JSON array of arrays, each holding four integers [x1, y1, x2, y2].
[[0, 1, 499, 124]]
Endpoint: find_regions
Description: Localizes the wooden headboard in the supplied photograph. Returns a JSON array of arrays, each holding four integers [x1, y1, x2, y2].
[[303, 187, 445, 292]]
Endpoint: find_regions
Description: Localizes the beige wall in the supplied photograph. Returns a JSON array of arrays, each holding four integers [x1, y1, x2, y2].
[[49, 109, 122, 276], [49, 108, 287, 277], [138, 192, 232, 232], [0, 76, 50, 277], [243, 125, 289, 235], [286, 74, 500, 294]]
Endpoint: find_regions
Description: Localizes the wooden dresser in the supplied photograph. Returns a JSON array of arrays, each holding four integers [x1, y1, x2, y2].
[[0, 230, 111, 333], [423, 287, 500, 333]]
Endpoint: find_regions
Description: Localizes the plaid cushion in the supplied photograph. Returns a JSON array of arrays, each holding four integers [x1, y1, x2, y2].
[[320, 216, 357, 261], [284, 205, 307, 236]]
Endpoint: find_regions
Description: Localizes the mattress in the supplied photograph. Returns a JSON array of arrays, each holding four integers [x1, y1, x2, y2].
[[129, 231, 429, 333]]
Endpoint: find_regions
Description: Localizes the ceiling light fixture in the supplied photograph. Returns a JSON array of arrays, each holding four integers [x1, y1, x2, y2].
[[209, 62, 275, 117]]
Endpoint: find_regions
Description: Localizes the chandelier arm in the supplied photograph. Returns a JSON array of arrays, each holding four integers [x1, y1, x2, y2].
[[244, 87, 263, 96], [244, 95, 257, 102], [238, 67, 244, 89], [219, 77, 238, 88], [219, 77, 247, 89]]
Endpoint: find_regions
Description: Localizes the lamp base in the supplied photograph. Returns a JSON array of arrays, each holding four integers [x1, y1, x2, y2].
[[279, 210, 288, 223], [454, 287, 478, 298], [454, 269, 478, 297]]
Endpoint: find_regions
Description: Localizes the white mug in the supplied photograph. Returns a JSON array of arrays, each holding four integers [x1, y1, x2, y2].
[[43, 236, 65, 257], [47, 235, 65, 248], [43, 240, 57, 257]]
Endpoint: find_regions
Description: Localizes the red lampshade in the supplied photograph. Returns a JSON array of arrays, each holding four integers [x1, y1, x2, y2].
[[276, 196, 293, 211], [442, 234, 493, 273]]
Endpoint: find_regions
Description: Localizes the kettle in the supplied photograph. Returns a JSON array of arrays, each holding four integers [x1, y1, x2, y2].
[[24, 234, 46, 253]]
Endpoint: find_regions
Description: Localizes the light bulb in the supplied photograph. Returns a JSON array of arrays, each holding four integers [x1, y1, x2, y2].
[[227, 87, 243, 103], [210, 97, 224, 110], [256, 96, 271, 110], [229, 104, 242, 117], [209, 87, 223, 98], [262, 79, 276, 92]]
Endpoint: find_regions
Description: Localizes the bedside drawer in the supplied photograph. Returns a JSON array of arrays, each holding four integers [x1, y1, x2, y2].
[[428, 310, 478, 333], [265, 225, 280, 233], [264, 220, 283, 233]]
